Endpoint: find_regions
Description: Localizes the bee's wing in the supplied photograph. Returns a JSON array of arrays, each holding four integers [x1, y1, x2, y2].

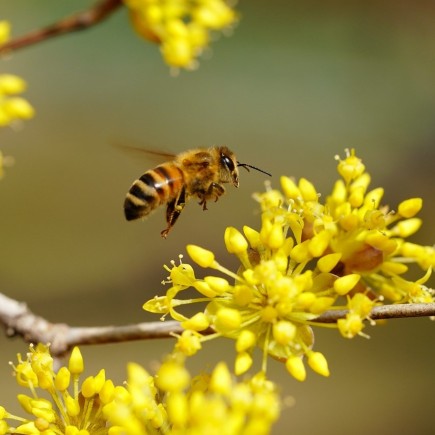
[[115, 143, 176, 164]]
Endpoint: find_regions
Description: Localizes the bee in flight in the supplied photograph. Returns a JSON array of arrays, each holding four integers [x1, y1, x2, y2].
[[124, 146, 271, 238]]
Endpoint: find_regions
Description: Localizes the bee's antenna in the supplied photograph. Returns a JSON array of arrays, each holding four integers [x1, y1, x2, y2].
[[237, 162, 272, 177]]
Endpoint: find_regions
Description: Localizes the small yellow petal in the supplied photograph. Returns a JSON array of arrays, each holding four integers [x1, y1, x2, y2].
[[337, 313, 364, 339], [99, 380, 115, 404], [167, 391, 188, 426], [381, 261, 408, 276], [17, 394, 33, 413], [299, 178, 318, 201], [186, 244, 216, 268], [286, 356, 306, 382], [290, 240, 312, 263], [156, 361, 190, 392], [233, 285, 254, 306], [317, 253, 342, 273], [161, 38, 194, 68], [94, 369, 106, 393], [68, 347, 84, 375], [280, 176, 301, 199], [210, 362, 232, 395], [307, 351, 330, 377], [363, 187, 384, 209], [236, 329, 256, 352], [243, 225, 261, 249], [273, 320, 297, 345], [181, 312, 209, 331], [225, 226, 248, 254], [54, 367, 70, 391], [348, 186, 365, 208], [193, 280, 218, 297], [394, 218, 422, 238], [65, 395, 80, 417], [204, 276, 230, 293], [0, 21, 11, 44], [309, 296, 335, 314], [81, 376, 96, 398], [398, 198, 423, 218], [308, 231, 330, 257], [0, 74, 26, 94], [4, 97, 35, 120], [235, 351, 253, 375], [330, 179, 347, 204], [176, 330, 202, 356], [215, 308, 242, 332], [334, 274, 361, 295], [336, 149, 365, 184]]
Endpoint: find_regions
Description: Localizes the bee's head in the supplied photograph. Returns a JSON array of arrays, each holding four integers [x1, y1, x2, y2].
[[219, 147, 240, 187]]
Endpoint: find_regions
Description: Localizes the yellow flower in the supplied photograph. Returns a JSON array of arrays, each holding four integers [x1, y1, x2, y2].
[[144, 149, 434, 380], [0, 20, 10, 44], [0, 21, 35, 178], [2, 344, 117, 434], [0, 73, 35, 128], [104, 359, 280, 434], [123, 0, 238, 70]]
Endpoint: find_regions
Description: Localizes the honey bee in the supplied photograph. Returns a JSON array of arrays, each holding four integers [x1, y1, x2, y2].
[[124, 146, 271, 238]]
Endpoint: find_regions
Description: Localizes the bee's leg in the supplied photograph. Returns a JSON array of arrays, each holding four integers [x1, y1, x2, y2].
[[161, 188, 187, 238], [198, 183, 225, 210]]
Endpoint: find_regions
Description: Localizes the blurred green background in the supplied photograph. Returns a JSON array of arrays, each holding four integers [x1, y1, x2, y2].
[[2, 1, 435, 433]]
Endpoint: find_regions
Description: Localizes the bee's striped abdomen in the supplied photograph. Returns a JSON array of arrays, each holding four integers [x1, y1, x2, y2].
[[124, 164, 184, 221]]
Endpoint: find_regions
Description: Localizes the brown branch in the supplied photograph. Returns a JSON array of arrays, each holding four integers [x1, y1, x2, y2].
[[312, 303, 435, 323], [0, 0, 123, 54], [1, 292, 435, 357], [0, 293, 183, 357]]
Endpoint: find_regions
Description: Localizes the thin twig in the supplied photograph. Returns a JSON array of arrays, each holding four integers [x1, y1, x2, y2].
[[0, 293, 183, 357], [312, 303, 435, 323], [1, 292, 435, 357], [0, 0, 123, 55]]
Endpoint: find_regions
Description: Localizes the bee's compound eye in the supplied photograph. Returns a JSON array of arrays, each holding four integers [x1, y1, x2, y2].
[[221, 154, 235, 172]]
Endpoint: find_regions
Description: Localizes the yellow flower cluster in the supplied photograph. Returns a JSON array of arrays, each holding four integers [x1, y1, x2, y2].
[[1, 344, 280, 434], [1, 344, 116, 435], [105, 358, 280, 435], [0, 21, 34, 127], [144, 149, 434, 381], [123, 0, 238, 69]]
